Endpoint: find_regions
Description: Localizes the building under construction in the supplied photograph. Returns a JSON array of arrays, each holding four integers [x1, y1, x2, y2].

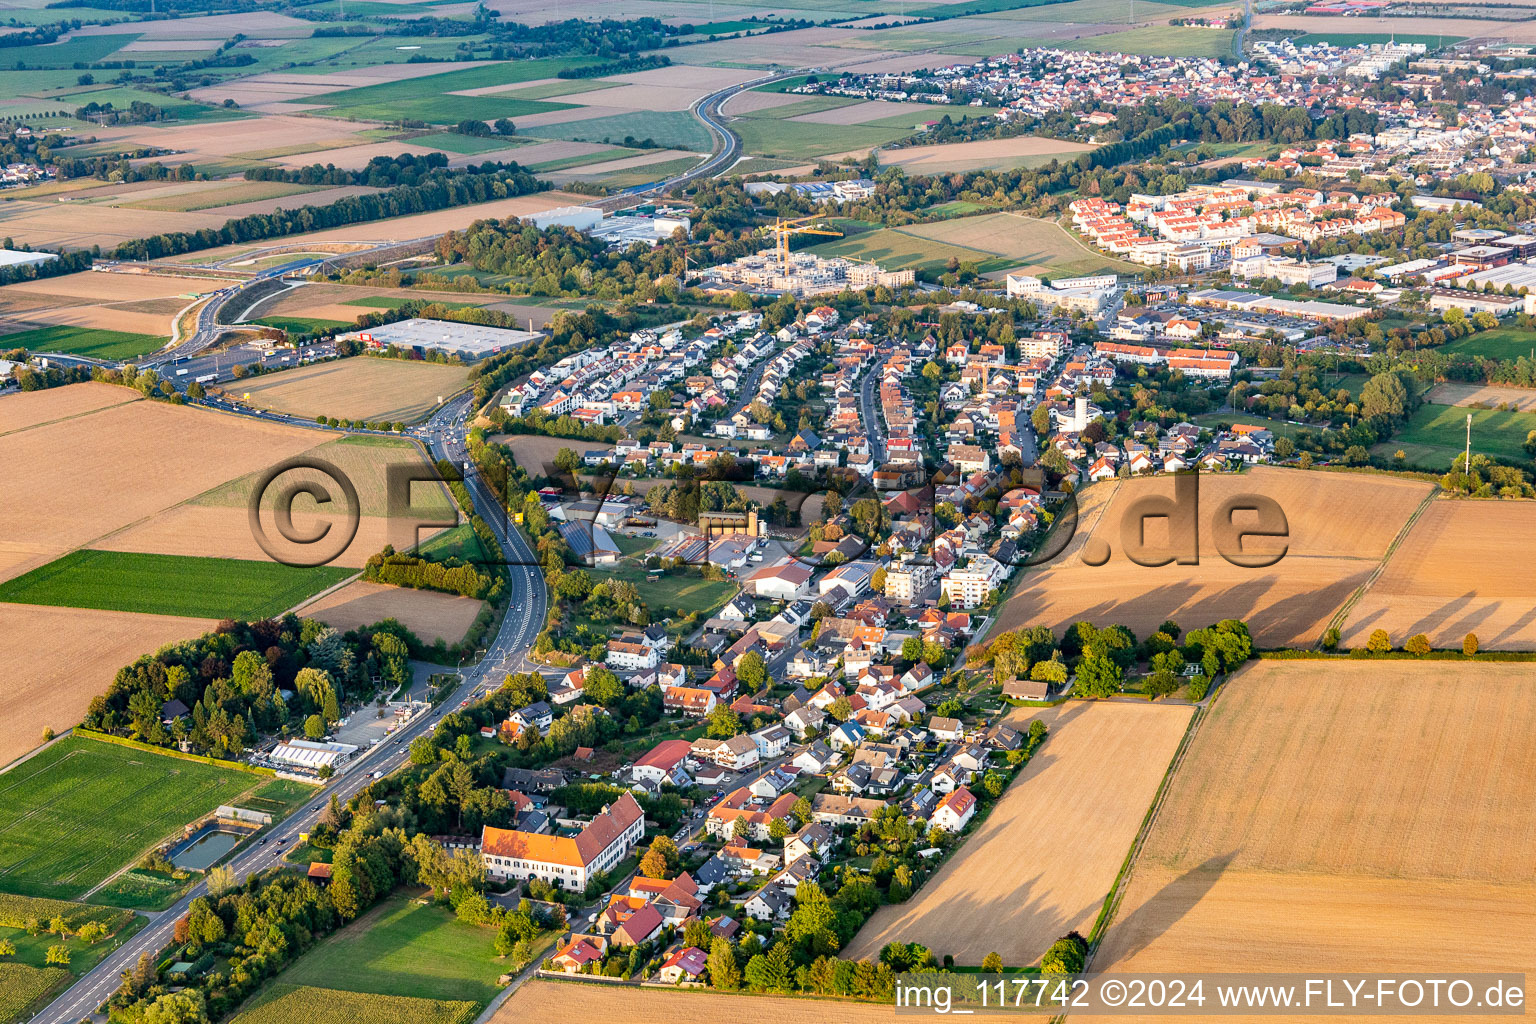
[[694, 215, 915, 296]]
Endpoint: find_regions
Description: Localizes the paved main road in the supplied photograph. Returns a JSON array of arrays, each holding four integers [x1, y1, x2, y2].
[[31, 397, 546, 1024]]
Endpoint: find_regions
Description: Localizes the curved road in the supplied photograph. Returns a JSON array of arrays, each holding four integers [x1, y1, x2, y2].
[[30, 391, 546, 1024], [27, 63, 795, 1024]]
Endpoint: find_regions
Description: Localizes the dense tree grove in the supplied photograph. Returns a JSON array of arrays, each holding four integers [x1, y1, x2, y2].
[[363, 546, 502, 601], [82, 616, 414, 759]]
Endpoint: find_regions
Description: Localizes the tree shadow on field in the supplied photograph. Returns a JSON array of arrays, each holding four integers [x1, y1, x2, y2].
[[1098, 850, 1237, 965]]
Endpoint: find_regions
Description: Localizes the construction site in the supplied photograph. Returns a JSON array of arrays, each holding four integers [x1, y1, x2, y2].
[[693, 217, 916, 296]]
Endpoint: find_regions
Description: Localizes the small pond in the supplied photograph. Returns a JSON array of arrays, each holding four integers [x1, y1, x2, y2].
[[169, 829, 241, 871]]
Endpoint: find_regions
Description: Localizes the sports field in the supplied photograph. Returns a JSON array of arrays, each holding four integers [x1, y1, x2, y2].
[[0, 736, 258, 899], [847, 701, 1192, 967], [231, 356, 470, 423], [0, 325, 168, 361], [1424, 383, 1536, 413], [1443, 325, 1536, 361], [233, 986, 476, 1024], [1391, 403, 1536, 465], [277, 896, 507, 1005], [1093, 662, 1536, 990], [0, 550, 353, 620], [993, 468, 1435, 649]]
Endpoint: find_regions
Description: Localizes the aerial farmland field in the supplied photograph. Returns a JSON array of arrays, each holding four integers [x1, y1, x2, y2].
[[992, 468, 1435, 649], [228, 356, 471, 424], [1091, 661, 1536, 1004], [0, 736, 260, 899], [846, 701, 1192, 967], [497, 979, 898, 1024], [0, 550, 354, 621], [1340, 500, 1536, 650]]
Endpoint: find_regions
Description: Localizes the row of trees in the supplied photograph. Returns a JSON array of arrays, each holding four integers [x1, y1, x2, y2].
[[111, 162, 543, 261]]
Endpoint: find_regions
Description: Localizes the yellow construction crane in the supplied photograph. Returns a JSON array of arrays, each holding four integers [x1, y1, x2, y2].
[[765, 216, 843, 272]]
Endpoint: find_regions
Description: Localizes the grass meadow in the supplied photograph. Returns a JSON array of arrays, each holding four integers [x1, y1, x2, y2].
[[276, 896, 506, 1005], [0, 737, 257, 899]]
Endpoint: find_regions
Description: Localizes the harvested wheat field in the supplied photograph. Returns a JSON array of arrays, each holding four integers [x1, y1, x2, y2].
[[993, 468, 1434, 648], [0, 603, 216, 769], [1341, 500, 1536, 651], [1252, 12, 1536, 41], [297, 580, 482, 644], [879, 136, 1096, 174], [1424, 382, 1536, 412], [847, 701, 1192, 968], [791, 100, 950, 126], [97, 433, 455, 568], [0, 199, 231, 250], [231, 356, 470, 423], [185, 192, 590, 256], [0, 382, 141, 435], [496, 979, 894, 1024], [0, 383, 321, 583], [1092, 661, 1536, 1007]]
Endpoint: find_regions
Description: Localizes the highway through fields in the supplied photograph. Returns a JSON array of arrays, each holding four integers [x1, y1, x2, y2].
[[29, 391, 547, 1024]]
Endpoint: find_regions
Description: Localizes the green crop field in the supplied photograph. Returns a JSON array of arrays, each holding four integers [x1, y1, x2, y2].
[[527, 147, 632, 172], [405, 132, 524, 155], [593, 156, 701, 188], [276, 896, 507, 1005], [0, 550, 354, 620], [522, 110, 712, 151], [25, 34, 136, 68], [252, 316, 353, 335], [0, 963, 70, 1024], [1442, 326, 1536, 362], [234, 985, 477, 1024], [0, 737, 258, 899], [303, 57, 593, 124], [732, 118, 909, 160], [0, 325, 168, 361], [1390, 403, 1536, 466], [89, 869, 188, 911]]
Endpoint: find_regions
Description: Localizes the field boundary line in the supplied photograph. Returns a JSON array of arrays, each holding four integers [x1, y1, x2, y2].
[[286, 570, 364, 616], [1320, 486, 1438, 646], [0, 391, 144, 440], [1082, 673, 1231, 967]]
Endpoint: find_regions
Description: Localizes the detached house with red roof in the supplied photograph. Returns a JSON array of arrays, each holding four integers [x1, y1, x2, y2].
[[930, 786, 977, 833], [480, 792, 645, 891]]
